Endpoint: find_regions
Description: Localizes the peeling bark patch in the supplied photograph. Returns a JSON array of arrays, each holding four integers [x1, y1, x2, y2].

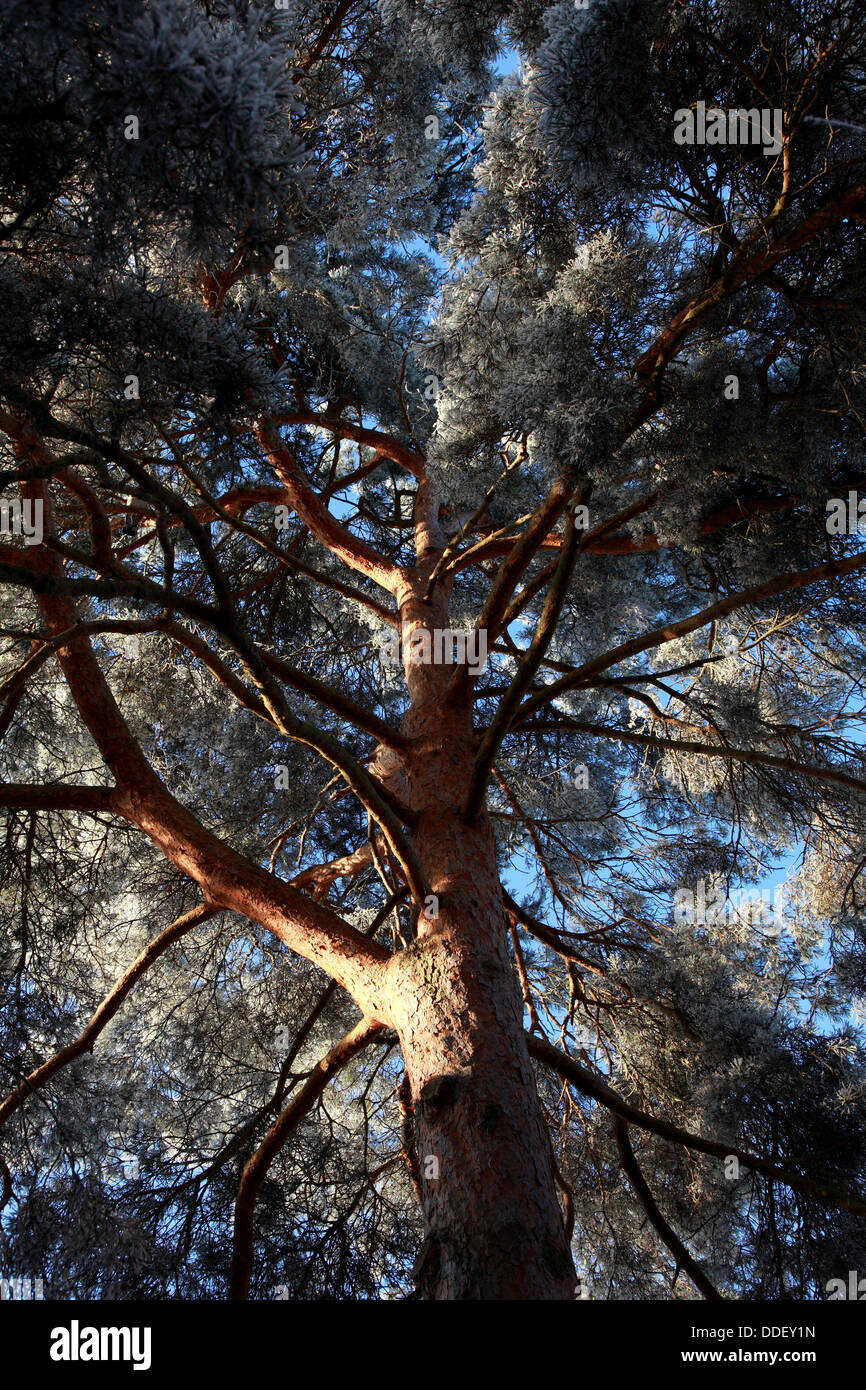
[[491, 1221, 526, 1254], [544, 1240, 575, 1282], [419, 1070, 471, 1114]]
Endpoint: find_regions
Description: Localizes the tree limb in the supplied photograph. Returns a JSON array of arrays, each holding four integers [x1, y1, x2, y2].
[[228, 1016, 385, 1299], [528, 1032, 866, 1222], [518, 549, 866, 721], [0, 901, 218, 1209], [614, 1115, 722, 1301]]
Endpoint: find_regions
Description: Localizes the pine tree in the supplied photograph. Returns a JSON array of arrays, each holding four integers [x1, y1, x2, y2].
[[1, 0, 866, 1300]]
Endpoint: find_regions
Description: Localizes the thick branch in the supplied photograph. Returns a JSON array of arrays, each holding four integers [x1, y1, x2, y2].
[[0, 782, 116, 814], [0, 454, 422, 922], [518, 549, 866, 721], [0, 903, 216, 1137], [290, 840, 375, 897], [15, 492, 392, 1017], [528, 1033, 866, 1222], [614, 1116, 721, 1301], [255, 419, 403, 592], [229, 1017, 384, 1299]]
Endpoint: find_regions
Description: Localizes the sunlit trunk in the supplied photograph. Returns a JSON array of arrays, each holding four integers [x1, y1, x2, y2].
[[382, 639, 575, 1298], [386, 885, 576, 1298]]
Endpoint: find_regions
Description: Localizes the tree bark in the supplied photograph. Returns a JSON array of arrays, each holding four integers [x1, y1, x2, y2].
[[384, 807, 574, 1298], [381, 619, 576, 1298]]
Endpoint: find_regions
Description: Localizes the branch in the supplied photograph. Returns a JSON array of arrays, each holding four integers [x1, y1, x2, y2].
[[0, 466, 423, 914], [503, 889, 606, 975], [254, 419, 403, 592], [0, 387, 397, 625], [15, 492, 393, 1017], [0, 551, 218, 628], [614, 1116, 722, 1301], [295, 0, 361, 77], [0, 783, 116, 814], [228, 1017, 385, 1300], [582, 495, 797, 556], [518, 549, 866, 721], [517, 720, 866, 799], [0, 901, 218, 1209], [141, 470, 398, 625], [474, 474, 578, 646], [463, 510, 581, 820], [289, 840, 375, 897], [272, 409, 424, 478], [165, 892, 406, 1194], [260, 648, 409, 750], [527, 1033, 866, 1222], [0, 539, 404, 751], [633, 178, 866, 391]]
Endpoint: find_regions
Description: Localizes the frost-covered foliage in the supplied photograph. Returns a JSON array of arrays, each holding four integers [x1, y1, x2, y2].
[[1, 0, 866, 1302]]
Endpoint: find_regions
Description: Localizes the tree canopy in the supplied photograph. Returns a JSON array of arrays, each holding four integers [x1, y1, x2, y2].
[[2, 0, 866, 1301]]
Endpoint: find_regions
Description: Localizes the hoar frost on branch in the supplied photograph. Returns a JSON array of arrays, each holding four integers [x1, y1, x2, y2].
[[0, 0, 865, 1303]]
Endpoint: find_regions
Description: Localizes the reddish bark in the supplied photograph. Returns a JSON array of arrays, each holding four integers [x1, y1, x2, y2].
[[633, 178, 866, 387], [12, 497, 390, 1019], [384, 827, 576, 1297], [4, 1, 865, 1310], [376, 579, 576, 1298], [9, 464, 577, 1296]]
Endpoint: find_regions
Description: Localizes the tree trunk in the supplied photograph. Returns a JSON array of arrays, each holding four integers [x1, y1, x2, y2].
[[381, 631, 576, 1298]]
